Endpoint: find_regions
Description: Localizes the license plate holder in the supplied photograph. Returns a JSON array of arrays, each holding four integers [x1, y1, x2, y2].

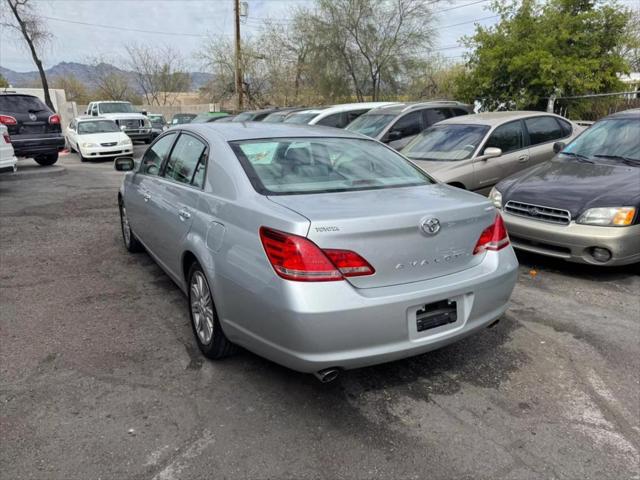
[[416, 299, 457, 332]]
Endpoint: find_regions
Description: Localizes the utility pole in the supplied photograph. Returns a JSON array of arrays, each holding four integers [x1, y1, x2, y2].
[[234, 0, 243, 111]]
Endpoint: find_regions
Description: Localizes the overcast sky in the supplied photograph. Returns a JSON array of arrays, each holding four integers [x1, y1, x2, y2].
[[2, 0, 506, 72]]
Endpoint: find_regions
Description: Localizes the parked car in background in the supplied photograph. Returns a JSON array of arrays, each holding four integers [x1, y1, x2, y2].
[[114, 122, 518, 380], [345, 101, 472, 150], [214, 115, 236, 123], [86, 101, 152, 143], [171, 113, 197, 125], [148, 114, 167, 138], [491, 108, 639, 266], [232, 108, 282, 122], [0, 124, 17, 173], [190, 112, 231, 123], [284, 102, 398, 128], [402, 111, 583, 193], [66, 116, 133, 162], [0, 93, 65, 166], [262, 107, 309, 123]]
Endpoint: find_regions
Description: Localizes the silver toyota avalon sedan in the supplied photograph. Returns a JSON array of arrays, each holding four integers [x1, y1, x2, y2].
[[115, 123, 518, 381]]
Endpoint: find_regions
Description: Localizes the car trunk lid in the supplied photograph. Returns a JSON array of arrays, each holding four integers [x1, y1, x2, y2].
[[268, 184, 495, 289]]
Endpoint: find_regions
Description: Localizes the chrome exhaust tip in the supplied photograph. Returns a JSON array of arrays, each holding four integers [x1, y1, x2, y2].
[[314, 368, 340, 383]]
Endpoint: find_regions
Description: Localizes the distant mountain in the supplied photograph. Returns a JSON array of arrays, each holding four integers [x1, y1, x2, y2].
[[0, 62, 213, 91]]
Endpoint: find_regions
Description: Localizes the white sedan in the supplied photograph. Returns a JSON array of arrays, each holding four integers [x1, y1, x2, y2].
[[66, 116, 133, 162], [0, 124, 17, 173]]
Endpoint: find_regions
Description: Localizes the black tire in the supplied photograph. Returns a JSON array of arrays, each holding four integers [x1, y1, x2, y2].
[[35, 153, 58, 166], [187, 262, 236, 360], [118, 199, 143, 253], [80, 154, 88, 163]]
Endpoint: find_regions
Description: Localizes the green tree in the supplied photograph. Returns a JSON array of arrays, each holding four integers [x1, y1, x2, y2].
[[0, 73, 8, 88], [456, 0, 632, 110]]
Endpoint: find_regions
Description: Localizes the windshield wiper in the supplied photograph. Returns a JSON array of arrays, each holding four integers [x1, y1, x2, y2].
[[560, 151, 594, 163], [593, 154, 640, 165]]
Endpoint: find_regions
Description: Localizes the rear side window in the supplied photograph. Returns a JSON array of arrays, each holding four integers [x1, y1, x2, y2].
[[0, 95, 50, 113], [230, 137, 433, 195], [525, 116, 564, 145], [140, 133, 176, 176], [485, 121, 524, 153], [389, 111, 423, 139], [316, 113, 343, 128], [423, 108, 452, 127], [163, 134, 207, 186]]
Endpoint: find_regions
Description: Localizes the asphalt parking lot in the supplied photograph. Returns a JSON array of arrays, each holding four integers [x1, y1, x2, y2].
[[1, 149, 639, 480]]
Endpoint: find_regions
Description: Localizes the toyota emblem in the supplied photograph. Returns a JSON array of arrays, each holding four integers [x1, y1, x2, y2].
[[420, 217, 441, 236]]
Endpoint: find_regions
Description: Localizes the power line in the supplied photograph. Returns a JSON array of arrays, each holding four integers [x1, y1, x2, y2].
[[441, 14, 498, 29]]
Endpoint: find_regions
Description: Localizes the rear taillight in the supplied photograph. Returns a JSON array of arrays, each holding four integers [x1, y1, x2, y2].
[[259, 227, 374, 282], [48, 114, 61, 125], [473, 213, 510, 255], [0, 115, 17, 125]]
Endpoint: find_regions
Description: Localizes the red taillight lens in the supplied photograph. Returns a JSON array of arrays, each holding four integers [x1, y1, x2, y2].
[[48, 114, 61, 125], [259, 227, 374, 282], [473, 214, 510, 255], [0, 115, 17, 125]]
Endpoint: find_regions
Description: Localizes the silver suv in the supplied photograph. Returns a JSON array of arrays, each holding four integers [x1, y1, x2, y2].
[[345, 101, 472, 150]]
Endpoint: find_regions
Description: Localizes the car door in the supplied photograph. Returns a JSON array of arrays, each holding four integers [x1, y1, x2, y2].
[[126, 132, 178, 255], [385, 111, 424, 150], [66, 120, 77, 150], [473, 120, 528, 192], [523, 115, 567, 166], [152, 132, 208, 278]]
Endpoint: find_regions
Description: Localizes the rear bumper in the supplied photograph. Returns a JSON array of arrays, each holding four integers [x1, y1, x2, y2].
[[220, 248, 519, 373], [12, 135, 65, 157], [0, 155, 18, 172], [503, 211, 640, 266]]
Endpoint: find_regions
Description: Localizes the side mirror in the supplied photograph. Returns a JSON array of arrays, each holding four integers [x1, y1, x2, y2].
[[553, 141, 566, 154], [483, 147, 502, 159], [114, 156, 135, 172], [141, 111, 148, 116], [386, 130, 402, 142]]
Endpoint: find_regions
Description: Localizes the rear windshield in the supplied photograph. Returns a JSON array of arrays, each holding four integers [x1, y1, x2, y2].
[[345, 113, 396, 137], [78, 120, 120, 134], [0, 95, 50, 113], [402, 124, 490, 161], [99, 102, 136, 113], [230, 137, 434, 195]]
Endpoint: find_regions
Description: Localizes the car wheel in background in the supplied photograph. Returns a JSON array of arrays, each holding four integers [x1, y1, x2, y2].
[[118, 200, 143, 253], [34, 153, 58, 166], [187, 262, 236, 359]]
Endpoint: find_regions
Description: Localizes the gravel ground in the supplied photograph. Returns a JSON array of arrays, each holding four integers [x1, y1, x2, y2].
[[1, 151, 638, 480]]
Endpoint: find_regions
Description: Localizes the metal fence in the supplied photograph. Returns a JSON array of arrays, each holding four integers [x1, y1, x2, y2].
[[550, 91, 640, 121]]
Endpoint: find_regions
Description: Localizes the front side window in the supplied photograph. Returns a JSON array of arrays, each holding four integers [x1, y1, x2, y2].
[[163, 134, 207, 186], [140, 133, 177, 176], [388, 111, 423, 139], [525, 116, 563, 145], [345, 113, 396, 137], [316, 113, 343, 128], [402, 124, 490, 161], [485, 121, 524, 153], [78, 120, 119, 134], [230, 137, 433, 195]]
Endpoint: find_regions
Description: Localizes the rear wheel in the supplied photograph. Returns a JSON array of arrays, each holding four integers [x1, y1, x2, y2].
[[119, 199, 143, 253], [188, 262, 236, 359], [35, 153, 58, 166]]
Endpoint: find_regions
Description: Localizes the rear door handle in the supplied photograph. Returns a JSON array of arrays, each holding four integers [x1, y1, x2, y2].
[[517, 155, 529, 163], [178, 209, 191, 221]]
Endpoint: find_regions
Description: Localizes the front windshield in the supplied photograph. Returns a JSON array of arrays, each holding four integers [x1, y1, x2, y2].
[[345, 114, 395, 137], [78, 120, 120, 134], [230, 137, 434, 195], [402, 124, 490, 161], [563, 118, 639, 161], [99, 102, 136, 114], [284, 112, 320, 124], [148, 115, 165, 124]]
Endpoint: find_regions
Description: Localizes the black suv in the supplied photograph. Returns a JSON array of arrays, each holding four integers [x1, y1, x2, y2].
[[0, 93, 66, 165]]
